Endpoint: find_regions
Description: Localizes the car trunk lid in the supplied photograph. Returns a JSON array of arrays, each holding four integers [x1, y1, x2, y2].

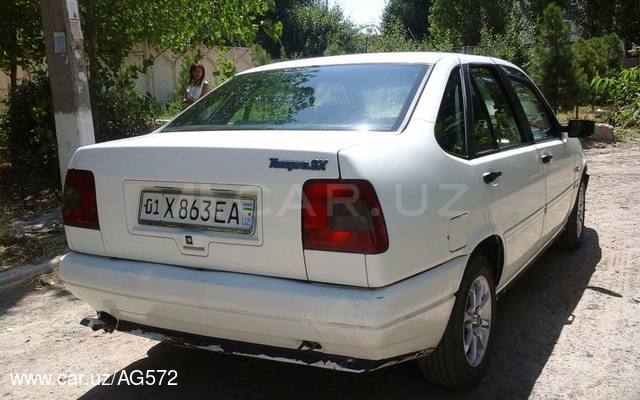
[[68, 130, 374, 281]]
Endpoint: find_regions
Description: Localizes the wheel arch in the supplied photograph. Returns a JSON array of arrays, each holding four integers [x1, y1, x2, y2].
[[467, 235, 505, 288]]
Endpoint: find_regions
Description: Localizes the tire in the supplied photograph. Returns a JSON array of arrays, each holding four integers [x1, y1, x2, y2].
[[418, 255, 496, 389], [559, 178, 587, 250]]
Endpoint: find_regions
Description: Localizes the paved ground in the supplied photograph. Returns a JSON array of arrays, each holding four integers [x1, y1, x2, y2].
[[1, 141, 639, 399]]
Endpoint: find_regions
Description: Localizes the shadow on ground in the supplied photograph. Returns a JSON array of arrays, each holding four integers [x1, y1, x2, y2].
[[80, 228, 601, 400], [0, 272, 73, 318]]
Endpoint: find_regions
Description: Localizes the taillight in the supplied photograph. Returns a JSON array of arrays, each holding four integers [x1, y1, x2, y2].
[[302, 180, 389, 254], [62, 169, 99, 230]]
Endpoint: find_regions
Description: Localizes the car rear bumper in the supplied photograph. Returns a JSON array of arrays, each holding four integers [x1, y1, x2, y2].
[[60, 252, 465, 369]]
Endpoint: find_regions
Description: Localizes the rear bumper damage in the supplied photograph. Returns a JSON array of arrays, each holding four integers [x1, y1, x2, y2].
[[118, 320, 431, 372], [61, 252, 465, 371]]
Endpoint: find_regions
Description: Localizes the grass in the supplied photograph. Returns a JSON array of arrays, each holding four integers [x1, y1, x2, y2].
[[614, 127, 640, 141], [555, 106, 603, 124]]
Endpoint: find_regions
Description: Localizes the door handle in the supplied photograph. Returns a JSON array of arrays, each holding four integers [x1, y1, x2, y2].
[[483, 171, 502, 184], [541, 154, 553, 163]]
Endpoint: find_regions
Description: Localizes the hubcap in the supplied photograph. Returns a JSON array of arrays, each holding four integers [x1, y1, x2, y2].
[[576, 183, 585, 239], [463, 275, 492, 367]]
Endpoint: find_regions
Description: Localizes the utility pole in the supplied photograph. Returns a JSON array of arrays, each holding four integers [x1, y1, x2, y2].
[[40, 0, 95, 186]]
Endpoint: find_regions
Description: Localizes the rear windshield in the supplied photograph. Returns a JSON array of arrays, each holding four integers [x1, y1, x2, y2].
[[163, 63, 429, 133]]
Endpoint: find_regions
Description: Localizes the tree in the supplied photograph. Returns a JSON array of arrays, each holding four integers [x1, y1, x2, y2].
[[255, 0, 314, 57], [530, 3, 578, 111], [613, 0, 640, 52], [428, 0, 477, 49], [570, 1, 639, 51], [77, 0, 276, 136], [381, 0, 431, 41], [368, 19, 429, 52], [0, 0, 45, 95], [475, 1, 534, 68], [278, 2, 359, 58], [572, 0, 616, 38], [427, 0, 512, 50], [81, 0, 276, 84], [573, 33, 624, 106]]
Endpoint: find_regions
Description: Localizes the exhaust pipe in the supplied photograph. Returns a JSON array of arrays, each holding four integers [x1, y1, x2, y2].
[[80, 311, 117, 333]]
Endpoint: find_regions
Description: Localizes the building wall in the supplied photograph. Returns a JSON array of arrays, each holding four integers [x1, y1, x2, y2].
[[0, 45, 256, 102], [128, 45, 256, 102], [0, 68, 31, 100]]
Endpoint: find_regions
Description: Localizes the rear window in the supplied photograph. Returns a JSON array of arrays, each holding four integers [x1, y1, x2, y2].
[[163, 63, 429, 133]]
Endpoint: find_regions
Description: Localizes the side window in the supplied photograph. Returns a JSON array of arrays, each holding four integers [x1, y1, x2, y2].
[[435, 67, 466, 156], [469, 67, 523, 153], [508, 78, 555, 141]]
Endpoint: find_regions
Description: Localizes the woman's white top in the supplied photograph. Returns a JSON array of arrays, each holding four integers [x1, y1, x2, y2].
[[185, 80, 207, 102]]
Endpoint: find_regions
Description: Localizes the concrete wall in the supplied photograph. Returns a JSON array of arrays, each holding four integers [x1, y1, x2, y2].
[[128, 45, 256, 102], [0, 68, 31, 100], [0, 45, 256, 103]]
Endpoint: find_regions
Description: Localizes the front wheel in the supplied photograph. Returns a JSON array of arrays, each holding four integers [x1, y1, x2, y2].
[[417, 255, 496, 389]]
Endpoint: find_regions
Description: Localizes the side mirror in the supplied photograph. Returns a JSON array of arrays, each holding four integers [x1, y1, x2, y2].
[[562, 119, 595, 138]]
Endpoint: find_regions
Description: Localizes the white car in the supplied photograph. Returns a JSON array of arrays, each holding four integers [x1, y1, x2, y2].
[[60, 52, 593, 388]]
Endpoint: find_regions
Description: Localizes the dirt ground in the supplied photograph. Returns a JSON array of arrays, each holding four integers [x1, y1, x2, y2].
[[1, 141, 639, 399], [0, 160, 65, 271]]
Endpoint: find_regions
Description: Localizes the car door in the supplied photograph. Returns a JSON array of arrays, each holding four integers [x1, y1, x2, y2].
[[502, 66, 576, 238], [465, 64, 546, 285]]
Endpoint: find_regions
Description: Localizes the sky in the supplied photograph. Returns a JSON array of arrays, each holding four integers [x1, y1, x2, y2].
[[329, 0, 386, 27]]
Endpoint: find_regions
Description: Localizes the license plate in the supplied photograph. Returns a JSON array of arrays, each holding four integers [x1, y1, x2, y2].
[[138, 190, 256, 234]]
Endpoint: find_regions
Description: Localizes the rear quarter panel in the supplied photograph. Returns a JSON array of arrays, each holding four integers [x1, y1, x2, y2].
[[338, 57, 499, 287]]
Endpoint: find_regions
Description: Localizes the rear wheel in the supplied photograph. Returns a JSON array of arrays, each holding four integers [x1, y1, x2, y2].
[[560, 179, 587, 250], [418, 256, 496, 389]]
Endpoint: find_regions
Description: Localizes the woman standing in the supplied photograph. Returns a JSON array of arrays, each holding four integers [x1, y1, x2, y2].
[[183, 63, 209, 104]]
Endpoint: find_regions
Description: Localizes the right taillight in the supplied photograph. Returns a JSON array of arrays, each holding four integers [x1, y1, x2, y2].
[[62, 169, 99, 230], [302, 180, 389, 254]]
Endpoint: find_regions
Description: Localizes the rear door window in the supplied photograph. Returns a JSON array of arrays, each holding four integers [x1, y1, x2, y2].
[[469, 66, 523, 153]]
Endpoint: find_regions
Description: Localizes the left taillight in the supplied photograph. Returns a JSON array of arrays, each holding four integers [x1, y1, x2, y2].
[[62, 169, 99, 230], [302, 180, 389, 254]]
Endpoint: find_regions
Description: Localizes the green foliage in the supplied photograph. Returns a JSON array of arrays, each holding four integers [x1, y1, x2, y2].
[[367, 20, 431, 52], [427, 0, 468, 49], [279, 2, 359, 58], [530, 3, 578, 111], [257, 1, 361, 58], [474, 1, 534, 68], [613, 0, 640, 46], [323, 41, 347, 56], [591, 67, 640, 127], [381, 0, 431, 41], [212, 57, 237, 82], [84, 0, 275, 74], [571, 0, 640, 44], [0, 0, 45, 92], [250, 43, 272, 66], [428, 0, 512, 49], [82, 0, 276, 139], [94, 69, 157, 142], [0, 72, 57, 178], [573, 33, 624, 105]]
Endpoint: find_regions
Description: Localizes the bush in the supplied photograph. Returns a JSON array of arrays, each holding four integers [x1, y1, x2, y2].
[[592, 67, 640, 127], [0, 66, 159, 187], [573, 33, 624, 106], [94, 69, 157, 143], [0, 72, 58, 180]]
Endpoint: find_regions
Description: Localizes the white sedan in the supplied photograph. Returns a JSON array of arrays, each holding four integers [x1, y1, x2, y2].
[[60, 52, 593, 388]]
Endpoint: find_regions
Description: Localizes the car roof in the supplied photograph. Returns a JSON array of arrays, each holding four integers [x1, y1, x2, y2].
[[239, 52, 520, 75]]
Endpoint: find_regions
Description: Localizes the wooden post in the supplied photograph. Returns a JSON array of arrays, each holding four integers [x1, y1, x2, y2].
[[40, 0, 95, 186]]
